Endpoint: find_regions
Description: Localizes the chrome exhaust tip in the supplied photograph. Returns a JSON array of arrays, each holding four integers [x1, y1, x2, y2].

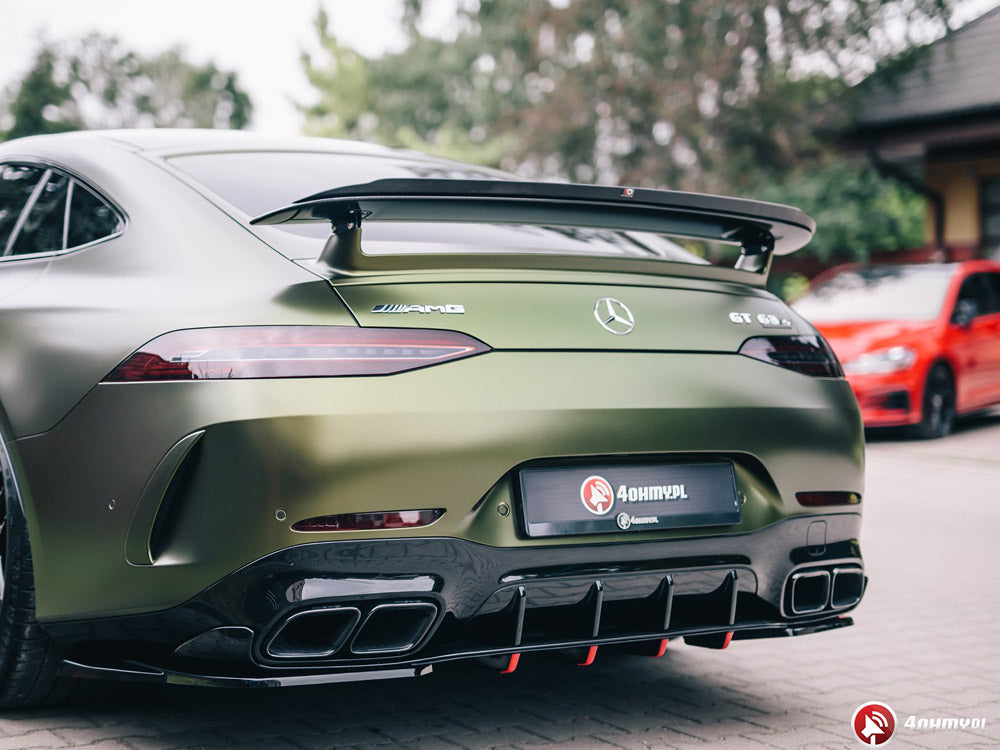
[[830, 567, 865, 610], [350, 601, 439, 655], [788, 570, 831, 615], [265, 606, 361, 659]]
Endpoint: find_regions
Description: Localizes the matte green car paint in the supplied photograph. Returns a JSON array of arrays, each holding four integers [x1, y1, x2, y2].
[[336, 281, 804, 350], [17, 349, 861, 620], [0, 132, 863, 625], [0, 135, 357, 438]]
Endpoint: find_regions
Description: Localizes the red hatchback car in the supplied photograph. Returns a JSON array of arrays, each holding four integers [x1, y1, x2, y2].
[[793, 260, 1000, 438]]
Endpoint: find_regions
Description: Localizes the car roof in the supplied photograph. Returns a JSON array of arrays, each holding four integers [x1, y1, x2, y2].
[[96, 129, 412, 156], [0, 128, 463, 165]]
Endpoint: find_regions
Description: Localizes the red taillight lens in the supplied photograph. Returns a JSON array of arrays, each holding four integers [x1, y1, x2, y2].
[[292, 509, 444, 532], [796, 492, 861, 507], [104, 326, 490, 381], [738, 335, 844, 378]]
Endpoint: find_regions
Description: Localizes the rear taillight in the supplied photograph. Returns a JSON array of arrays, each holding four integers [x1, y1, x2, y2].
[[104, 326, 490, 382], [292, 509, 444, 532], [738, 335, 843, 378]]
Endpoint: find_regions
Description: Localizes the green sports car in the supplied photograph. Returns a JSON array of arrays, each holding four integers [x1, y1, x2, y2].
[[0, 130, 864, 707]]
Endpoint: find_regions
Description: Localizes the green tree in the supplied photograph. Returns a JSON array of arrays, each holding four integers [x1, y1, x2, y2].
[[302, 1, 948, 187], [301, 9, 515, 164], [1, 33, 252, 140], [1, 47, 76, 139], [757, 163, 926, 262], [300, 0, 950, 267], [760, 162, 927, 298]]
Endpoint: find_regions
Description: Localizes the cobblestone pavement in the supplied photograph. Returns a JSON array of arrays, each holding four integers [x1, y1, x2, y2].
[[2, 414, 999, 749]]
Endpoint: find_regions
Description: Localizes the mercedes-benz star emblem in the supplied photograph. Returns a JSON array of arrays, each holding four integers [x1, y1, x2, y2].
[[594, 298, 635, 335]]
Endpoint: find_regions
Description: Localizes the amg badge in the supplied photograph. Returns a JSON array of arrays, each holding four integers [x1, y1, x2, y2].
[[372, 304, 466, 314]]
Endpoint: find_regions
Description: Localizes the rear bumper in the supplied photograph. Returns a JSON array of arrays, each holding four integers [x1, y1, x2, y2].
[[46, 512, 863, 685], [16, 351, 864, 622]]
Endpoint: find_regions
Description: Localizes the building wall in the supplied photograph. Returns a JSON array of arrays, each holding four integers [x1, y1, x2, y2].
[[925, 154, 1000, 249]]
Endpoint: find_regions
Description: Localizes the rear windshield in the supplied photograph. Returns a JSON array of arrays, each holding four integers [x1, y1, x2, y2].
[[793, 265, 954, 322], [170, 151, 732, 264]]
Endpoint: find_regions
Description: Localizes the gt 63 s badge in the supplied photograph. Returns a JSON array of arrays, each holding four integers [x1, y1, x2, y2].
[[729, 311, 791, 328]]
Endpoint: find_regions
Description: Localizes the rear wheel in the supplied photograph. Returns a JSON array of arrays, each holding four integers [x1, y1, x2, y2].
[[0, 445, 80, 709], [914, 364, 955, 440]]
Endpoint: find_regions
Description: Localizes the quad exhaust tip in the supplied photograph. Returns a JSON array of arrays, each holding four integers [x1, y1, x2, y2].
[[789, 570, 831, 615], [350, 601, 438, 655], [786, 565, 864, 616], [265, 601, 439, 660], [830, 567, 865, 610], [265, 606, 361, 659]]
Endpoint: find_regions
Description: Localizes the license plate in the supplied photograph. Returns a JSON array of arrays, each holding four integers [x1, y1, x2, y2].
[[519, 461, 741, 537]]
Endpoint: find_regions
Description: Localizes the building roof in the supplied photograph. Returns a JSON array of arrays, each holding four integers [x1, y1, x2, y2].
[[860, 4, 1000, 127]]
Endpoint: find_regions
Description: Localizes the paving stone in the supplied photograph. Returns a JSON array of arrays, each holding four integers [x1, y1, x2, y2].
[[0, 729, 67, 749]]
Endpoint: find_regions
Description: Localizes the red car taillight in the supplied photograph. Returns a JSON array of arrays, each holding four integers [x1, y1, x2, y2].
[[104, 326, 490, 381], [738, 335, 844, 378]]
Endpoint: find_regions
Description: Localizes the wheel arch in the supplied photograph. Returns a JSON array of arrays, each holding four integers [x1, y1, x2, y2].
[[0, 405, 38, 548], [923, 356, 957, 408]]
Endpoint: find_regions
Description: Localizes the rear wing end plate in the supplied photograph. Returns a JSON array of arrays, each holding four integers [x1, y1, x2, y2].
[[250, 178, 815, 281]]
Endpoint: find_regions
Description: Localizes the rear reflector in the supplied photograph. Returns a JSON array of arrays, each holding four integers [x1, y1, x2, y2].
[[104, 326, 490, 381], [796, 492, 861, 507], [738, 335, 843, 378], [292, 509, 444, 532]]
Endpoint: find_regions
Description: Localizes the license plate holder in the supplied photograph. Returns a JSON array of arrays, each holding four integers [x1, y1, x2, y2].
[[519, 461, 741, 537]]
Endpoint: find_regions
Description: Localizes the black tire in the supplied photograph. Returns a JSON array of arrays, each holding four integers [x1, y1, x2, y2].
[[913, 364, 956, 440], [0, 450, 82, 709]]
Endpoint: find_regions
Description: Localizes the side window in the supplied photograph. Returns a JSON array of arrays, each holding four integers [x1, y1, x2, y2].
[[0, 164, 46, 254], [954, 273, 993, 320], [983, 273, 1000, 315], [0, 164, 121, 258], [67, 182, 121, 247], [10, 172, 70, 256]]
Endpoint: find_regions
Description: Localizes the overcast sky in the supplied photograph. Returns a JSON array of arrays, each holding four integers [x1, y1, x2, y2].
[[1, 0, 458, 134], [2, 0, 999, 136]]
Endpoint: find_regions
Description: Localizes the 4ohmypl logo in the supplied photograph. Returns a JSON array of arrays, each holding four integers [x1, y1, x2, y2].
[[852, 702, 896, 746], [580, 475, 614, 515]]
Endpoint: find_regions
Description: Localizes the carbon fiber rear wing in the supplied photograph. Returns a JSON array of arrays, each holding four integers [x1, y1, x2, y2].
[[250, 178, 815, 281]]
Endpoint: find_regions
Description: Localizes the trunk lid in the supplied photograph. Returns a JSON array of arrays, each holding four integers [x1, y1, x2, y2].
[[335, 278, 804, 351]]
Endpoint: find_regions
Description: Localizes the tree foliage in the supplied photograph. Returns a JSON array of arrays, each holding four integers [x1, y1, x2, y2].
[[300, 0, 948, 268], [757, 162, 926, 263], [302, 0, 948, 187], [301, 9, 516, 165], [1, 33, 253, 140]]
